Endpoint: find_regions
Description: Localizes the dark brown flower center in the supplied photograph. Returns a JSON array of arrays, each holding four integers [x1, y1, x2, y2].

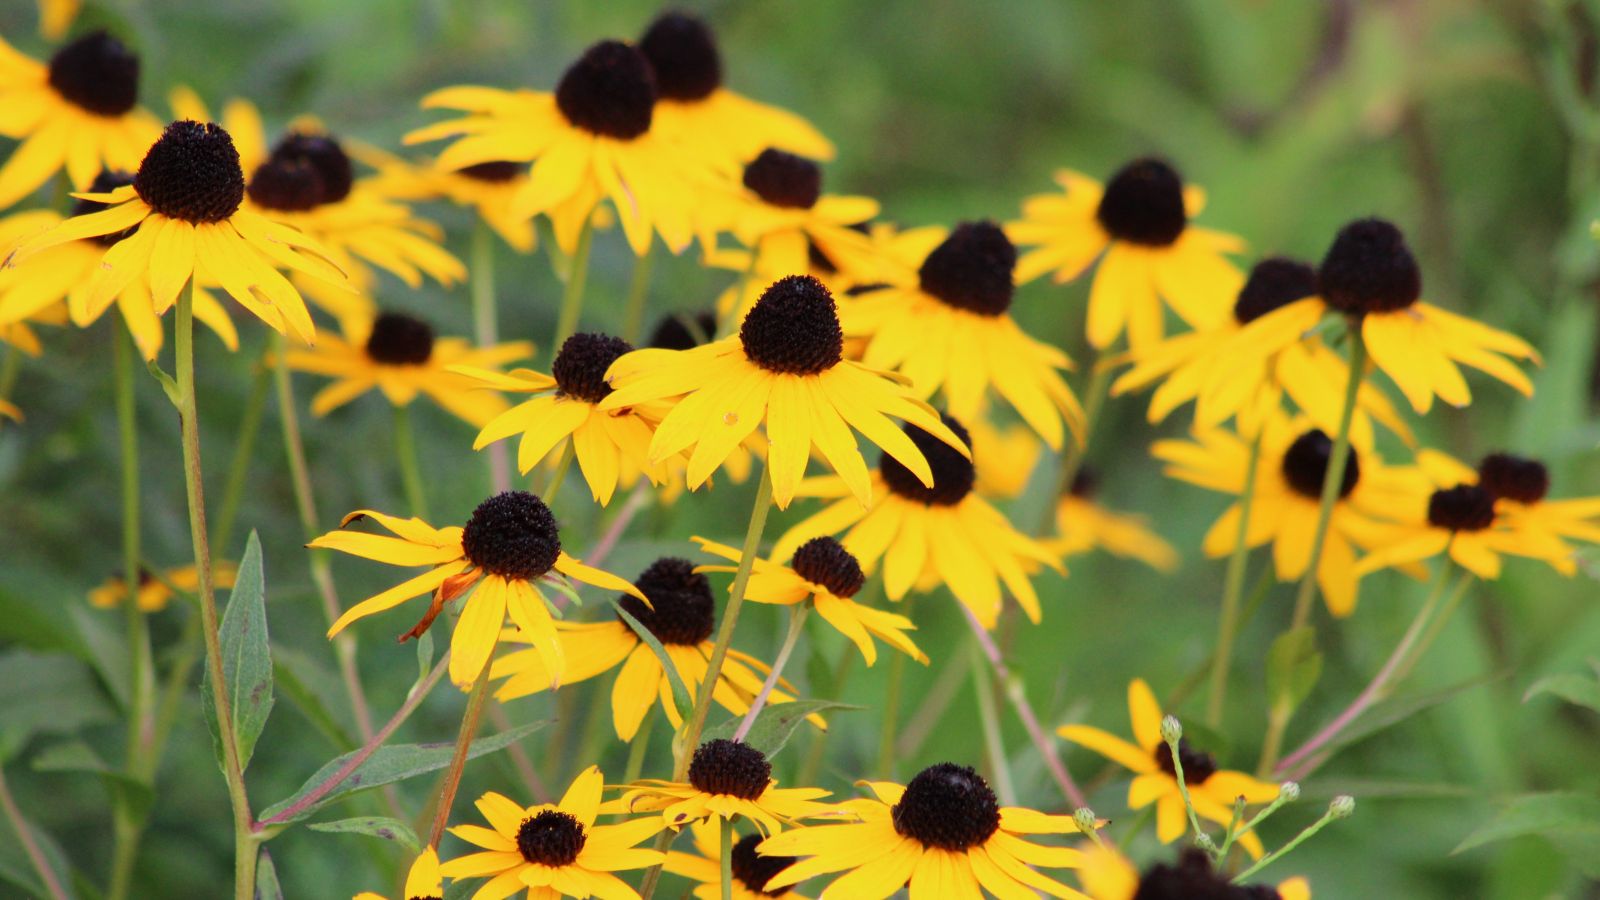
[[891, 763, 1001, 851], [790, 536, 865, 598], [742, 148, 822, 209], [457, 160, 523, 183], [1234, 257, 1318, 325], [730, 832, 795, 896], [134, 120, 245, 224], [647, 310, 718, 350], [638, 11, 722, 102], [917, 221, 1017, 316], [73, 170, 138, 246], [615, 557, 715, 646], [1134, 848, 1281, 900], [1154, 738, 1217, 785], [1477, 453, 1549, 504], [687, 739, 771, 800], [552, 332, 632, 403], [1095, 157, 1187, 247], [1427, 484, 1496, 532], [247, 156, 325, 212], [515, 809, 586, 867], [267, 132, 354, 204], [460, 491, 562, 580], [364, 312, 435, 365], [1317, 217, 1421, 316], [555, 40, 656, 140], [739, 275, 843, 375], [48, 30, 139, 117], [880, 415, 974, 506], [1281, 429, 1360, 501]]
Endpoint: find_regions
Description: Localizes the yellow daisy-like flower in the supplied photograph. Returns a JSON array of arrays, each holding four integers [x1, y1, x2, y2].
[[283, 310, 528, 427], [1075, 844, 1309, 900], [5, 120, 346, 344], [355, 145, 536, 252], [1472, 451, 1600, 573], [693, 536, 926, 666], [408, 40, 704, 256], [608, 739, 833, 836], [600, 275, 969, 509], [1225, 218, 1537, 415], [773, 413, 1060, 630], [664, 819, 812, 900], [636, 11, 833, 171], [1049, 469, 1179, 573], [439, 766, 664, 900], [454, 332, 671, 506], [759, 762, 1085, 899], [844, 221, 1085, 449], [1008, 158, 1245, 351], [310, 492, 644, 688], [88, 562, 238, 613], [352, 846, 442, 900], [1152, 411, 1420, 617], [490, 556, 808, 741], [0, 30, 160, 208], [1058, 679, 1280, 859]]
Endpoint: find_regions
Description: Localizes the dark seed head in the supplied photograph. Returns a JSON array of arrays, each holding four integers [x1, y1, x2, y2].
[[638, 11, 722, 102], [739, 275, 843, 375], [134, 120, 245, 224], [515, 809, 586, 867], [917, 221, 1017, 317], [268, 132, 354, 204], [891, 763, 1001, 851], [880, 414, 974, 506], [457, 160, 523, 183], [555, 40, 656, 140], [647, 310, 718, 350], [1234, 258, 1319, 325], [742, 148, 822, 210], [790, 536, 865, 598], [1154, 738, 1218, 785], [1095, 157, 1187, 247], [460, 492, 562, 581], [615, 557, 715, 646], [551, 332, 632, 404], [47, 30, 139, 117], [687, 739, 771, 800], [73, 170, 138, 245], [1427, 484, 1496, 532], [730, 832, 795, 896], [1281, 429, 1360, 501], [1477, 453, 1549, 505], [1133, 848, 1275, 900], [247, 155, 325, 212], [1317, 218, 1422, 315], [1069, 467, 1098, 499], [364, 312, 435, 365]]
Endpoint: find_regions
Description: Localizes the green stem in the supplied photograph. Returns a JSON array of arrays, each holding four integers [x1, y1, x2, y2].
[[1163, 724, 1209, 849], [623, 705, 657, 784], [732, 603, 809, 742], [150, 601, 204, 765], [1207, 430, 1265, 726], [393, 404, 429, 519], [719, 814, 733, 900], [1044, 357, 1112, 530], [621, 242, 655, 344], [1169, 567, 1274, 710], [538, 439, 576, 500], [1392, 571, 1475, 685], [174, 281, 256, 900], [427, 655, 494, 847], [552, 215, 595, 351], [213, 355, 271, 557], [1232, 803, 1349, 883], [470, 221, 511, 493], [0, 343, 20, 419], [970, 639, 1017, 806], [796, 646, 855, 786], [0, 764, 69, 900], [876, 600, 913, 780]]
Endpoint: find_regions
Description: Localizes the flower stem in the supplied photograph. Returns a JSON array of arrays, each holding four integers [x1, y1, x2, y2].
[[1207, 429, 1264, 727], [1231, 802, 1348, 883], [1043, 356, 1112, 529], [470, 221, 511, 493], [213, 355, 271, 556], [623, 705, 657, 784], [0, 764, 69, 900], [174, 281, 257, 900], [876, 600, 912, 779], [797, 643, 857, 786], [732, 603, 809, 742], [0, 342, 19, 411], [970, 639, 1017, 806], [621, 242, 655, 344], [1162, 721, 1210, 851], [538, 439, 576, 500], [393, 404, 429, 519], [552, 214, 595, 350], [719, 814, 733, 900], [427, 653, 495, 847]]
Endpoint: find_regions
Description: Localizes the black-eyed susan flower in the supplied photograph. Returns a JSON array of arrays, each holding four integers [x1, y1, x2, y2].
[[642, 311, 762, 504], [455, 332, 671, 505], [357, 149, 536, 252], [1049, 468, 1179, 573], [5, 120, 346, 344], [758, 762, 1084, 898], [1008, 158, 1245, 351], [439, 766, 664, 899], [88, 562, 237, 613], [353, 846, 442, 900], [408, 39, 703, 256], [664, 819, 811, 900], [490, 557, 806, 741], [843, 221, 1086, 449], [693, 535, 927, 666], [1476, 452, 1600, 568], [600, 275, 969, 508], [1226, 218, 1537, 415], [283, 310, 529, 427], [637, 11, 833, 170], [1058, 679, 1279, 858], [311, 492, 643, 687], [772, 414, 1060, 629], [0, 30, 160, 208], [1076, 845, 1309, 900], [609, 739, 833, 835]]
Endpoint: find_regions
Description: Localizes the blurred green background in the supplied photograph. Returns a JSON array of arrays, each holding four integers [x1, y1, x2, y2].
[[2, 0, 1599, 896]]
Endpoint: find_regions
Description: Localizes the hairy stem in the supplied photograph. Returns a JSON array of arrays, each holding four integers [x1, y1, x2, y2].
[[427, 654, 495, 847], [732, 603, 809, 742]]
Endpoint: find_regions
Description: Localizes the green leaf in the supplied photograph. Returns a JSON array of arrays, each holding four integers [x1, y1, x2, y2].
[[1523, 672, 1600, 715], [145, 358, 180, 407], [415, 629, 435, 686], [257, 720, 547, 825], [1315, 671, 1506, 760], [1265, 626, 1322, 715], [1454, 791, 1600, 877], [607, 596, 693, 716], [0, 650, 115, 763], [68, 606, 130, 712], [255, 847, 284, 900], [308, 816, 422, 854], [0, 795, 77, 900], [272, 645, 355, 751], [202, 532, 274, 773], [700, 700, 856, 757], [31, 741, 155, 821]]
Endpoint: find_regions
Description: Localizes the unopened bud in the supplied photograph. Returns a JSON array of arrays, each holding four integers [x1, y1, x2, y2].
[[1194, 832, 1217, 853], [1160, 714, 1183, 744], [1329, 795, 1355, 818], [1278, 782, 1301, 802], [1073, 807, 1098, 835]]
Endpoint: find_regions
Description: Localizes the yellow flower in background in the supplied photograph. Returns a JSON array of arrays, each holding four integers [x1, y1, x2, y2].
[[694, 535, 927, 665], [408, 39, 705, 256], [352, 846, 441, 900], [772, 414, 1060, 629], [0, 30, 160, 208], [283, 310, 529, 426], [490, 557, 810, 741], [354, 146, 537, 252], [608, 739, 834, 835], [600, 275, 968, 509], [38, 0, 79, 40], [1050, 469, 1178, 572], [5, 121, 346, 344], [637, 11, 834, 170], [1008, 158, 1245, 351], [968, 414, 1043, 499], [844, 221, 1086, 449], [454, 332, 672, 506], [1473, 452, 1600, 570], [439, 767, 664, 899], [664, 819, 812, 900], [759, 763, 1085, 899], [1075, 844, 1309, 900], [1058, 679, 1280, 858], [1226, 219, 1537, 415], [88, 563, 238, 613], [310, 493, 643, 687]]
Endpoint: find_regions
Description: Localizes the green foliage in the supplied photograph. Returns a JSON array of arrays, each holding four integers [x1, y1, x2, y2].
[[306, 816, 422, 854], [701, 700, 860, 758], [201, 532, 274, 773]]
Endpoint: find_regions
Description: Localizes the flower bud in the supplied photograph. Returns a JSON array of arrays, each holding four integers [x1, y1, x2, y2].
[[1160, 714, 1183, 745], [1279, 782, 1301, 802], [1329, 795, 1355, 819]]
